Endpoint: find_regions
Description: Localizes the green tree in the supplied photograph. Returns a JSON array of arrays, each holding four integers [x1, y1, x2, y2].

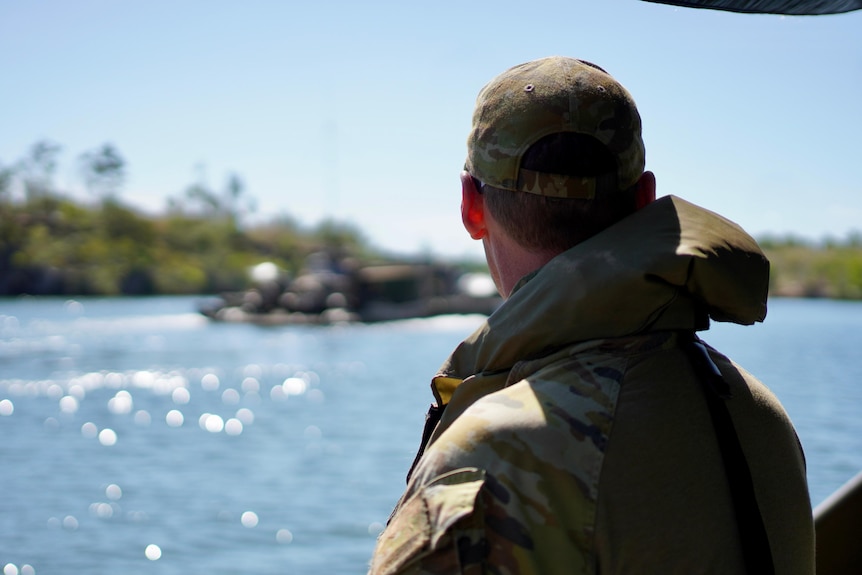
[[224, 173, 252, 224], [20, 140, 62, 199], [183, 180, 222, 216], [313, 218, 369, 255], [0, 161, 14, 202], [79, 143, 126, 200], [0, 161, 25, 293]]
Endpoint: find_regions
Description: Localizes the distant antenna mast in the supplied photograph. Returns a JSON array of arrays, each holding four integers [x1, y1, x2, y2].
[[322, 120, 340, 219]]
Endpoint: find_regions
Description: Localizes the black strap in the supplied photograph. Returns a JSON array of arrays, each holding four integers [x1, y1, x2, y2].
[[684, 336, 775, 575], [405, 403, 445, 484]]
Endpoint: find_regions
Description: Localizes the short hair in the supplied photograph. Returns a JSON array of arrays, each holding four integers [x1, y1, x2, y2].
[[481, 132, 640, 252]]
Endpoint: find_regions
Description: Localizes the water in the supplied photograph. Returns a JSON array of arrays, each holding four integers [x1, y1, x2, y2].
[[1, 296, 861, 574]]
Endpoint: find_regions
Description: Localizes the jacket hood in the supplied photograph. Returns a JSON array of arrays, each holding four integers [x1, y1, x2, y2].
[[436, 195, 769, 385]]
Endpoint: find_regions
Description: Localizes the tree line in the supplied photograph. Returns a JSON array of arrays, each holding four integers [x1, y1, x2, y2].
[[0, 140, 389, 296], [760, 234, 862, 300], [2, 140, 861, 299]]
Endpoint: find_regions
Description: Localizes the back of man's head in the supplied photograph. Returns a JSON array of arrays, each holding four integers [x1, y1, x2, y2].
[[465, 56, 647, 252]]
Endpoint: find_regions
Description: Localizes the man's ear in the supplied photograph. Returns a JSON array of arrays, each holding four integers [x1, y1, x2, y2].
[[461, 172, 487, 240], [634, 170, 656, 210]]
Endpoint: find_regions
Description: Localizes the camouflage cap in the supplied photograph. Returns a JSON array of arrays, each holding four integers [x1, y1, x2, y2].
[[465, 56, 645, 199]]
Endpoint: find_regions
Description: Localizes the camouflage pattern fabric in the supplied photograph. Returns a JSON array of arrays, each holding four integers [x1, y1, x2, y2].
[[369, 196, 814, 574], [370, 338, 639, 575], [465, 57, 645, 198]]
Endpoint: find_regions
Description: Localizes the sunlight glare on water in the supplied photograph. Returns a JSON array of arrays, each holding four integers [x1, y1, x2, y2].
[[145, 544, 162, 561], [202, 413, 225, 433], [224, 418, 243, 436], [282, 377, 308, 396], [0, 398, 14, 416], [98, 428, 117, 446], [201, 373, 220, 391], [235, 407, 255, 424], [171, 387, 190, 404], [222, 388, 240, 405], [105, 484, 122, 500], [1, 296, 860, 574], [81, 421, 98, 438], [166, 409, 184, 427], [107, 390, 133, 414], [59, 395, 78, 414], [134, 409, 151, 426], [241, 377, 260, 393], [241, 511, 259, 528]]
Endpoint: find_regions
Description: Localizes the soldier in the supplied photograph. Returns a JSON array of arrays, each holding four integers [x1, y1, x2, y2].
[[369, 56, 814, 574]]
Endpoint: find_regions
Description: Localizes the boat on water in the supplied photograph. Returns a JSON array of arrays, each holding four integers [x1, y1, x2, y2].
[[198, 259, 502, 325]]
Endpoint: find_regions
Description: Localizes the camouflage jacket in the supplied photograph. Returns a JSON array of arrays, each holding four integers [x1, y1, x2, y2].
[[369, 196, 815, 574]]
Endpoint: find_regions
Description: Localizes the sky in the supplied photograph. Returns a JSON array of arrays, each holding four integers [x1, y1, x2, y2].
[[1, 0, 860, 260]]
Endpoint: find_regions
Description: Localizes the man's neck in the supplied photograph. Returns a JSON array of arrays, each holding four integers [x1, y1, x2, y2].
[[484, 233, 558, 299]]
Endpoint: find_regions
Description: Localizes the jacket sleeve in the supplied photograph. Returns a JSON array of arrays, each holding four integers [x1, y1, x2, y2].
[[368, 467, 487, 575], [371, 367, 609, 574]]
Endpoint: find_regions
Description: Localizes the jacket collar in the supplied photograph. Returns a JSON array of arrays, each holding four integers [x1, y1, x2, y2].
[[432, 195, 768, 399]]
